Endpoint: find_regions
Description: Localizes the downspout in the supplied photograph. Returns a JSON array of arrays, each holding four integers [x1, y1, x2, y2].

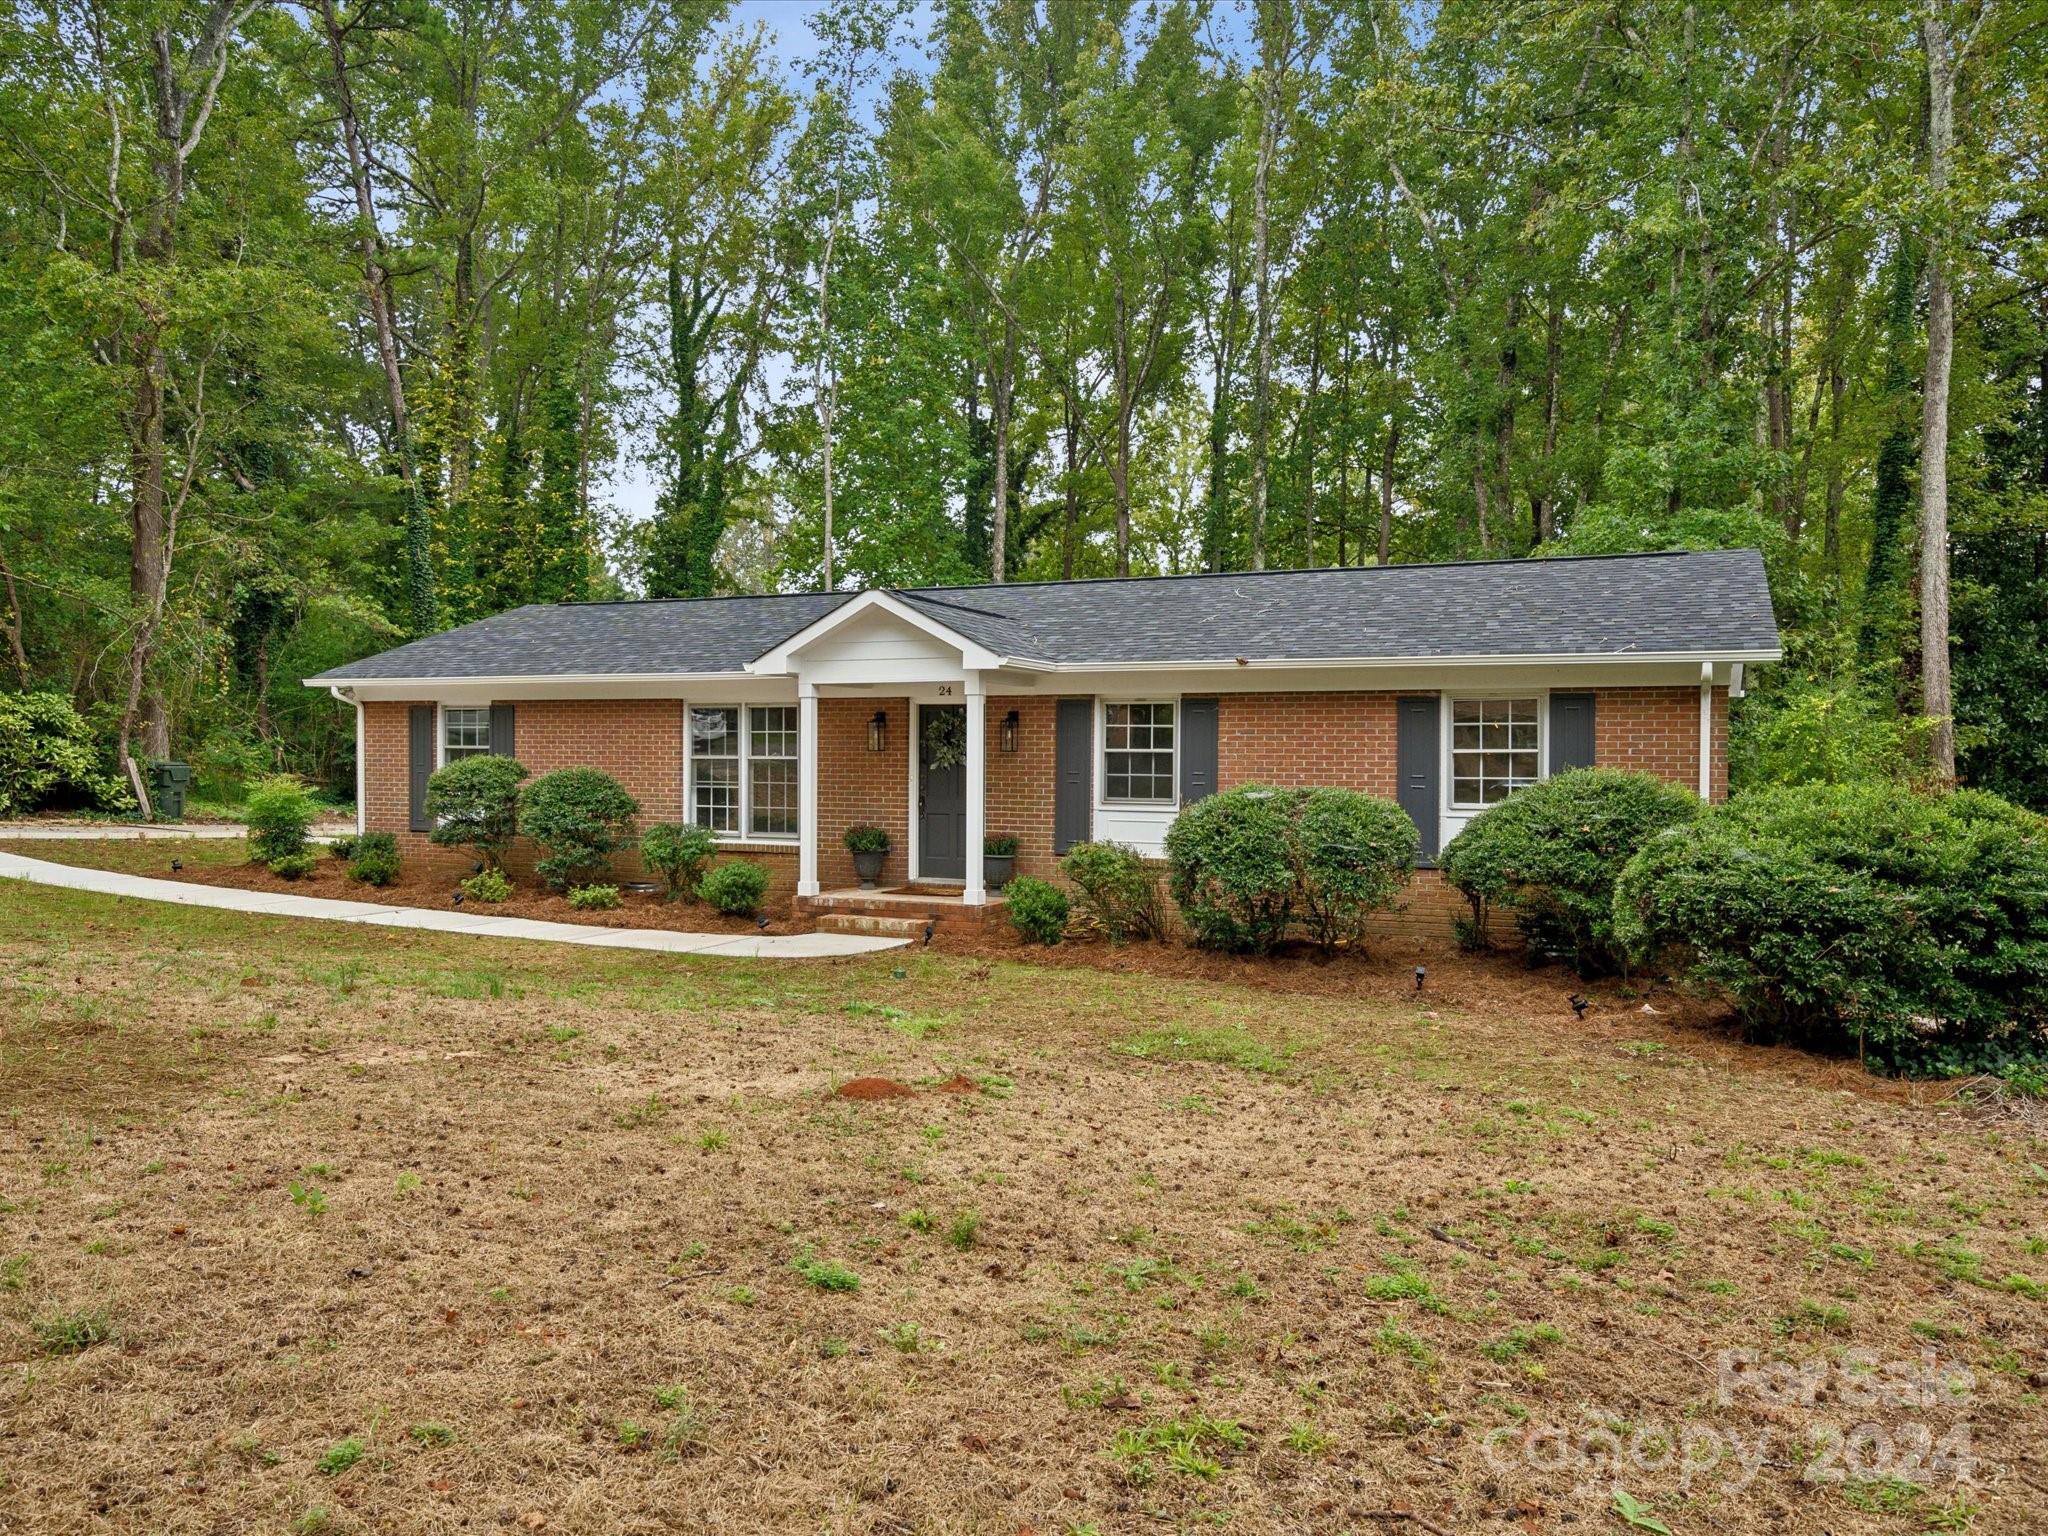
[[329, 685, 363, 836], [1697, 662, 1714, 802]]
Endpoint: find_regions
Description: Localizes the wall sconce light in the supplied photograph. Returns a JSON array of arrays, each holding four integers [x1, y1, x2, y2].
[[1000, 709, 1020, 754], [867, 710, 887, 753]]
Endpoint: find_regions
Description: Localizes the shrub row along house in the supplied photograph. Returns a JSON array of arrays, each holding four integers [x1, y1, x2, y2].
[[306, 550, 1781, 927]]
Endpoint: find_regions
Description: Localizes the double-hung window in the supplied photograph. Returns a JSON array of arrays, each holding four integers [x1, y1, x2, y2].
[[1449, 697, 1540, 807], [689, 705, 798, 840], [1102, 701, 1175, 804], [442, 706, 491, 763]]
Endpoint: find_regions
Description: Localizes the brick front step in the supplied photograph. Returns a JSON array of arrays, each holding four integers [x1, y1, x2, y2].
[[815, 912, 932, 939], [798, 887, 1008, 930]]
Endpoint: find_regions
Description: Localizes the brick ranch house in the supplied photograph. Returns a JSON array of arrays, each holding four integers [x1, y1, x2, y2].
[[307, 549, 1780, 927]]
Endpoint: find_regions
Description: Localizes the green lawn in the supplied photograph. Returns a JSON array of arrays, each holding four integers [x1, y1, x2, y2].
[[1, 879, 2040, 1535]]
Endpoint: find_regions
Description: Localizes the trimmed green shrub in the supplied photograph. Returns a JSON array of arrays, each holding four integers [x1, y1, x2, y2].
[[327, 834, 359, 861], [267, 850, 320, 881], [425, 754, 527, 871], [1614, 784, 2048, 1066], [1439, 768, 1702, 975], [1059, 841, 1168, 944], [699, 860, 769, 916], [1165, 787, 1300, 951], [843, 824, 890, 854], [518, 768, 639, 890], [1005, 876, 1069, 945], [641, 823, 718, 901], [245, 774, 317, 864], [567, 883, 621, 911], [0, 692, 130, 817], [347, 831, 400, 887], [461, 868, 512, 903], [1291, 788, 1423, 951], [1166, 785, 1419, 953]]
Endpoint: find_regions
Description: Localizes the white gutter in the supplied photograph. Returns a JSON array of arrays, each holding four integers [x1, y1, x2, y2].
[[306, 649, 1782, 691]]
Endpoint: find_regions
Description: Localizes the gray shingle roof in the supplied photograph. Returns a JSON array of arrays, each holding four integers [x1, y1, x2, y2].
[[308, 549, 1778, 683]]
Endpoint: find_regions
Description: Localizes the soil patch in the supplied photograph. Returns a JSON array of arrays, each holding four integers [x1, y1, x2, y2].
[[833, 1075, 917, 1100]]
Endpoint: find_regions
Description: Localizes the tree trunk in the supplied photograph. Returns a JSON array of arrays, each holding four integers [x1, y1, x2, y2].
[[990, 319, 1015, 583], [1919, 6, 1959, 782], [1378, 416, 1399, 566], [0, 545, 28, 687], [1062, 394, 1080, 581], [1247, 34, 1281, 572]]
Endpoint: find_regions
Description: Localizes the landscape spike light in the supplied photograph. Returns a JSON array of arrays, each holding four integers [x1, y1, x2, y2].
[[1569, 994, 1591, 1018], [452, 891, 464, 906], [171, 858, 182, 872], [1414, 965, 1426, 991]]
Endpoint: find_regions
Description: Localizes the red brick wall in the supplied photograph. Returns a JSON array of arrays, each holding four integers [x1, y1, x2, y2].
[[358, 698, 797, 889], [817, 697, 910, 888], [1594, 686, 1729, 802], [987, 695, 1064, 880], [359, 681, 1728, 895], [1215, 691, 1409, 796]]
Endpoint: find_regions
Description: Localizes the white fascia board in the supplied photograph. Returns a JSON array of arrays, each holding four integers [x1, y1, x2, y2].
[[745, 589, 1011, 675], [304, 672, 780, 703], [1033, 648, 1781, 674]]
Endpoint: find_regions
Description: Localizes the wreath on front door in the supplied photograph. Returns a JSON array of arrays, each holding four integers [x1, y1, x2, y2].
[[922, 708, 966, 771]]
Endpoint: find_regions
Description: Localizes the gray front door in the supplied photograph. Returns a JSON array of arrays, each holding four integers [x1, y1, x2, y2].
[[917, 704, 966, 881]]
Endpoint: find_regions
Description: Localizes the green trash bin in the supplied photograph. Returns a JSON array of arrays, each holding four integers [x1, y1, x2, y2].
[[147, 760, 191, 822]]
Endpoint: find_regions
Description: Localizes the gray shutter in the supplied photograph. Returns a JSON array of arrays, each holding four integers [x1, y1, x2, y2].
[[408, 704, 434, 831], [1179, 698, 1218, 806], [1549, 693, 1595, 774], [1054, 698, 1093, 854], [1395, 695, 1441, 865], [489, 702, 516, 758]]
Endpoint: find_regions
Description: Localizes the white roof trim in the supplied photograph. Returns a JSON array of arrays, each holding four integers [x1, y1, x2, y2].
[[1030, 647, 1783, 673], [745, 588, 1012, 674]]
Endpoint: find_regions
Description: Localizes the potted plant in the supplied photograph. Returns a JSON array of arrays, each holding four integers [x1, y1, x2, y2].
[[844, 824, 890, 888], [983, 834, 1019, 891]]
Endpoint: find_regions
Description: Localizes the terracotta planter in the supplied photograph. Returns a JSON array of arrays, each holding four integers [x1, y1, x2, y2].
[[852, 850, 887, 889]]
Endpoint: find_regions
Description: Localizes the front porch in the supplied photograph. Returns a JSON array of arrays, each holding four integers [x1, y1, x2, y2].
[[753, 590, 1057, 910]]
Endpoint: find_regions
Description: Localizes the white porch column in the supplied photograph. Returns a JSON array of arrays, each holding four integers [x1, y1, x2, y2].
[[798, 680, 820, 897], [963, 672, 987, 906]]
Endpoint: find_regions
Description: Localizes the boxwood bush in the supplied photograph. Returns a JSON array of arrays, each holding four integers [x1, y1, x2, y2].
[[425, 754, 527, 871], [1059, 841, 1168, 944], [1165, 785, 1418, 953], [245, 774, 318, 864], [346, 831, 400, 887], [517, 768, 639, 890], [699, 859, 769, 916], [641, 822, 718, 901], [1438, 768, 1702, 975], [1005, 876, 1069, 945], [1613, 784, 2048, 1067]]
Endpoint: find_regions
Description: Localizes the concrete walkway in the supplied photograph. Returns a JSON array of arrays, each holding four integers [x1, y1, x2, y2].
[[0, 850, 907, 959], [0, 820, 315, 841]]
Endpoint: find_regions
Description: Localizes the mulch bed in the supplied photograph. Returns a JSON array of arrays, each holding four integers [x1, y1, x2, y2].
[[158, 850, 807, 934]]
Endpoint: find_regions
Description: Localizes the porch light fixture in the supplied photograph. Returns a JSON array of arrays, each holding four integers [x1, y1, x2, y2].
[[867, 710, 888, 753], [1001, 709, 1020, 754]]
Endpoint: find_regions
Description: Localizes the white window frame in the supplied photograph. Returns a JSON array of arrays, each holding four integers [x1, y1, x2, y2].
[[1440, 690, 1548, 815], [438, 704, 492, 768], [684, 703, 799, 845], [1098, 698, 1179, 808]]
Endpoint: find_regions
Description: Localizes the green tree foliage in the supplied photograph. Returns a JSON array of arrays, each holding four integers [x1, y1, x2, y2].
[[3, 0, 2046, 806], [0, 693, 129, 817]]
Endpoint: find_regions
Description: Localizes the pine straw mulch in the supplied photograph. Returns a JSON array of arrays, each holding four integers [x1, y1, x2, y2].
[[1, 880, 2045, 1535]]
